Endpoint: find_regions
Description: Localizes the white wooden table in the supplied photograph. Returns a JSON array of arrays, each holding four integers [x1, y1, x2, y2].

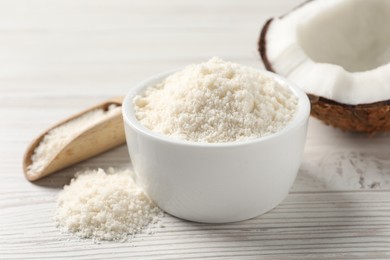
[[1, 0, 390, 259]]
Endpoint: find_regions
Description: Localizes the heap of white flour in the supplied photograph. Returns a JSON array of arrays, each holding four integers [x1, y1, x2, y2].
[[134, 57, 298, 143], [55, 168, 162, 241]]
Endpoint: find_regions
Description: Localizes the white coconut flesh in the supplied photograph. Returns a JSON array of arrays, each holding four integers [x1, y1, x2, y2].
[[265, 0, 390, 105]]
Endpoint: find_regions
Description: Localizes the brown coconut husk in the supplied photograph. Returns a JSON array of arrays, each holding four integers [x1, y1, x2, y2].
[[258, 17, 390, 134], [308, 95, 390, 134]]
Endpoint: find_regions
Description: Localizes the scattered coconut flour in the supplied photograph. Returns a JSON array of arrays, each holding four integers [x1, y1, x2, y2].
[[134, 57, 298, 143], [27, 105, 121, 178], [55, 168, 163, 241]]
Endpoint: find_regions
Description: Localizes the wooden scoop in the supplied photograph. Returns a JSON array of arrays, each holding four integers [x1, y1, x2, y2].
[[23, 97, 126, 182]]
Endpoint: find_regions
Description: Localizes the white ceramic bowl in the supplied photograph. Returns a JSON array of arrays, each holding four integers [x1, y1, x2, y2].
[[122, 69, 310, 223]]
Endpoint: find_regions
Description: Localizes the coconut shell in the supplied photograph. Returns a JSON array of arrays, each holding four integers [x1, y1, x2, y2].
[[258, 17, 390, 134], [308, 95, 390, 134]]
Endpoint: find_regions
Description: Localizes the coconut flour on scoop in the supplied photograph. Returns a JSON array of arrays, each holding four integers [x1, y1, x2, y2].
[[134, 57, 298, 143]]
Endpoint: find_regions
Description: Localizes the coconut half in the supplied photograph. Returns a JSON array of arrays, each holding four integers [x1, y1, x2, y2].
[[259, 0, 390, 133]]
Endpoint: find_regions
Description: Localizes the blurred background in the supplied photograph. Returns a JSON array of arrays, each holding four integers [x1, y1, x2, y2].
[[0, 0, 302, 98]]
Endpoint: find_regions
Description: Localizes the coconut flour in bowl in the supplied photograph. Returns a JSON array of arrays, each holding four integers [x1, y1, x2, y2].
[[133, 57, 298, 143], [122, 58, 310, 223]]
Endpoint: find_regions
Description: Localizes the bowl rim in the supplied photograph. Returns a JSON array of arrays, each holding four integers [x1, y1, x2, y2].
[[122, 67, 310, 148]]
